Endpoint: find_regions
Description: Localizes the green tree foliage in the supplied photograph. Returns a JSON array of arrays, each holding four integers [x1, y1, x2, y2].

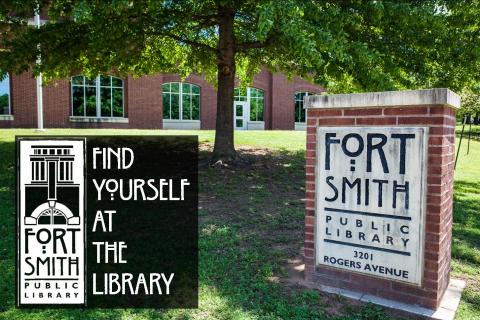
[[459, 89, 480, 120], [0, 1, 478, 160]]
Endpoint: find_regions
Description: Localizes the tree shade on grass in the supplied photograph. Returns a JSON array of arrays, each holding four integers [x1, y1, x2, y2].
[[0, 1, 479, 161]]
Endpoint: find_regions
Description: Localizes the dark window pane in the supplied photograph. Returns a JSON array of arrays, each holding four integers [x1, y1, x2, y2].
[[170, 83, 179, 93], [234, 87, 247, 101], [236, 119, 243, 127], [191, 94, 200, 120], [72, 86, 84, 116], [182, 94, 191, 120], [100, 87, 112, 117], [182, 83, 191, 93], [100, 75, 111, 87], [250, 100, 256, 121], [72, 76, 84, 85], [112, 88, 123, 117], [251, 88, 263, 99], [300, 104, 306, 122], [170, 93, 180, 119], [111, 77, 123, 87], [0, 93, 9, 115], [162, 83, 170, 93], [192, 85, 200, 94], [257, 99, 264, 121], [85, 86, 97, 116], [236, 104, 243, 116], [85, 77, 96, 86], [295, 100, 301, 122], [162, 93, 170, 119]]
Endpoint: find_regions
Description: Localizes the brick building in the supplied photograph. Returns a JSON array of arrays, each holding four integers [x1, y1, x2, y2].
[[0, 69, 324, 130]]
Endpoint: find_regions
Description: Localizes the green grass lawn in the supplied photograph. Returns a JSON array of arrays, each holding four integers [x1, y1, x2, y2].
[[453, 125, 480, 319], [0, 128, 479, 319]]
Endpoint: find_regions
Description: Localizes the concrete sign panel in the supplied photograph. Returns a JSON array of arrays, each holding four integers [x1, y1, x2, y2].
[[315, 127, 427, 285]]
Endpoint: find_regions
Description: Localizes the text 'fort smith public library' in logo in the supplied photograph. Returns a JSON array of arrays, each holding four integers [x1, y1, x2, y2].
[[18, 139, 85, 305]]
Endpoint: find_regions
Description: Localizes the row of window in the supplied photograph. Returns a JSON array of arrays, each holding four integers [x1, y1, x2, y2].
[[0, 73, 314, 123]]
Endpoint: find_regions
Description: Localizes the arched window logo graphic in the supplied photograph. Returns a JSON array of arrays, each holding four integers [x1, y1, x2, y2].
[[17, 138, 85, 306]]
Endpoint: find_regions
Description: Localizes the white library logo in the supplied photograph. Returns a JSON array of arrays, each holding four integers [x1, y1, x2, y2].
[[18, 139, 85, 305]]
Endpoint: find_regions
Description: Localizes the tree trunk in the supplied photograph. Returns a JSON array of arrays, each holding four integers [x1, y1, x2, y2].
[[212, 6, 237, 163]]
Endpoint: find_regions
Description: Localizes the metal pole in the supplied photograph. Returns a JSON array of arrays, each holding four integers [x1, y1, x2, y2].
[[467, 114, 472, 155], [455, 115, 466, 170], [34, 9, 45, 131]]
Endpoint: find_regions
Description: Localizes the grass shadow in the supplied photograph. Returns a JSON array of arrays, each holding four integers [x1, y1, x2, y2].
[[453, 180, 480, 265]]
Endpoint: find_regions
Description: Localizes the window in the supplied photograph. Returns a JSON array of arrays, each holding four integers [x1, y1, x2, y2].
[[234, 87, 247, 102], [294, 92, 312, 123], [0, 73, 11, 115], [162, 82, 200, 120], [71, 75, 124, 117], [234, 87, 264, 121]]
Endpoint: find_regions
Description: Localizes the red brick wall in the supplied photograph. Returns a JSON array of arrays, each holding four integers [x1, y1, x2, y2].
[[44, 79, 70, 127], [271, 74, 294, 130], [2, 69, 324, 130], [127, 74, 163, 129], [304, 105, 456, 309], [271, 74, 325, 130], [3, 72, 37, 128]]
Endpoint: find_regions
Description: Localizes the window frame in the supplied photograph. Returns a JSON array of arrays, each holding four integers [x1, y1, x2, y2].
[[294, 92, 313, 123], [162, 82, 201, 121], [71, 75, 125, 118], [0, 73, 11, 115]]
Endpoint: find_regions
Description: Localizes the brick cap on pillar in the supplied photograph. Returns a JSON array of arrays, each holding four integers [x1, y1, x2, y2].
[[305, 88, 460, 109]]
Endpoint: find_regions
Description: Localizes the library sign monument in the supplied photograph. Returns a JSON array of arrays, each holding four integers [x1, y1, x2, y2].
[[304, 89, 465, 319]]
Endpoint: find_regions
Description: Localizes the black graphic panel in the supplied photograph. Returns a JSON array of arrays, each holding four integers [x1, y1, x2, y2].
[[86, 136, 198, 308]]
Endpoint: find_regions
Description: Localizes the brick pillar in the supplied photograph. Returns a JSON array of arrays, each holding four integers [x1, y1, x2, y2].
[[127, 74, 163, 129], [10, 71, 37, 128], [271, 73, 295, 130], [304, 89, 459, 310]]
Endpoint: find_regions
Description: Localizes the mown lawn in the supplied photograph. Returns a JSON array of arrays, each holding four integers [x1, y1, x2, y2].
[[453, 125, 480, 319], [0, 128, 479, 320]]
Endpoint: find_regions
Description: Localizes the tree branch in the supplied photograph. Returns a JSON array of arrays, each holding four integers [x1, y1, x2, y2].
[[161, 32, 218, 52], [190, 14, 218, 21], [236, 33, 276, 51]]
